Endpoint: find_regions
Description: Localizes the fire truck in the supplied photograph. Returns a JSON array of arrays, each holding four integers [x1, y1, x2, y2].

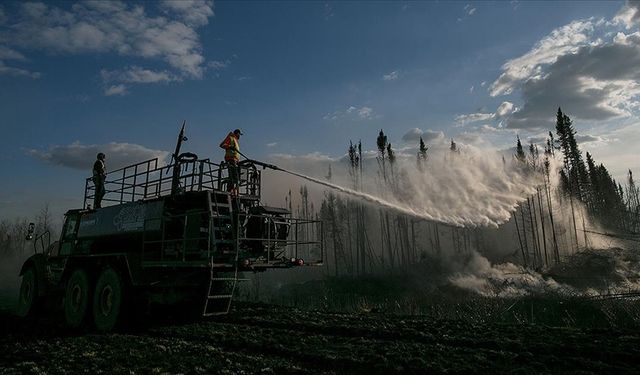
[[16, 124, 323, 331]]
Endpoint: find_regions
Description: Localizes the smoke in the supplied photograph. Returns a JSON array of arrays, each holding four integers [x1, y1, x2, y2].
[[547, 247, 640, 294], [429, 246, 640, 298], [447, 251, 573, 297], [0, 249, 29, 313]]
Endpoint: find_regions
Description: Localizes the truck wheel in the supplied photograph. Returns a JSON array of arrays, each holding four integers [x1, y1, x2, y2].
[[64, 269, 91, 329], [93, 267, 124, 332], [16, 267, 39, 317]]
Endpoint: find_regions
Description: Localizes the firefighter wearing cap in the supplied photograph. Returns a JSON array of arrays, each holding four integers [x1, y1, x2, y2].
[[93, 152, 106, 208], [219, 129, 243, 194]]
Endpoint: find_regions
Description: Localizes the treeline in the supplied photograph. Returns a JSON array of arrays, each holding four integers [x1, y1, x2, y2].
[[0, 205, 57, 261], [512, 108, 639, 269], [554, 107, 636, 231]]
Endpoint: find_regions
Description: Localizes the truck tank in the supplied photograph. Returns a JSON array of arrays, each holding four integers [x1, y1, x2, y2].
[[16, 124, 323, 331]]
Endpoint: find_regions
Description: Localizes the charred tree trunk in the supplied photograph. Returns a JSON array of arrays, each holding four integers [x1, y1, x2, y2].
[[536, 188, 549, 267], [514, 211, 527, 267]]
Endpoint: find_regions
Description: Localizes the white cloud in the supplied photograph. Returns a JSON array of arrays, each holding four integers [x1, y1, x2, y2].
[[0, 46, 24, 60], [160, 0, 214, 27], [270, 152, 336, 163], [455, 112, 495, 124], [402, 128, 423, 142], [402, 128, 445, 143], [324, 105, 376, 121], [0, 41, 39, 78], [613, 30, 640, 45], [104, 84, 128, 96], [208, 60, 230, 70], [490, 20, 596, 96], [27, 141, 170, 170], [468, 7, 476, 16], [382, 70, 399, 81], [101, 66, 177, 85], [525, 133, 610, 146], [354, 106, 373, 119], [496, 101, 516, 117], [479, 124, 501, 133], [459, 4, 476, 20], [456, 102, 517, 128], [3, 1, 213, 80], [614, 0, 640, 29], [266, 142, 277, 147], [0, 60, 40, 78]]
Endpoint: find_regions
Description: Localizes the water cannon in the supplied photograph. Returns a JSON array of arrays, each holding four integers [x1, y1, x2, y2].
[[234, 149, 280, 171], [244, 159, 280, 171]]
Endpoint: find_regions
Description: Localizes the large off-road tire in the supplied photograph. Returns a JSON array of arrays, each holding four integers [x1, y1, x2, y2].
[[92, 267, 125, 332], [64, 268, 91, 329], [16, 267, 39, 317]]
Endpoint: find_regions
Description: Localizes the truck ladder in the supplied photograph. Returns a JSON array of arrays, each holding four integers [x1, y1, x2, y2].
[[203, 192, 239, 316]]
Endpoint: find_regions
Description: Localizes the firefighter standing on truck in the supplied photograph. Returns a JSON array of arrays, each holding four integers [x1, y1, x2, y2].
[[93, 152, 106, 208], [219, 129, 243, 195]]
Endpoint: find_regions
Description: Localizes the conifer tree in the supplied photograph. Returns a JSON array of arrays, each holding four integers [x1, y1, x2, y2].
[[547, 131, 556, 157], [627, 170, 640, 231], [348, 141, 360, 188], [417, 136, 428, 170], [515, 135, 526, 163], [555, 108, 589, 202], [376, 130, 388, 181], [450, 139, 458, 153]]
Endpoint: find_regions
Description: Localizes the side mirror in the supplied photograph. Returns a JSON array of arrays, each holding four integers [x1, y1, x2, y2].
[[25, 222, 35, 241]]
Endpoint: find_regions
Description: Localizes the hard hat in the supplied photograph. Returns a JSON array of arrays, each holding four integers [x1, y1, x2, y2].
[[97, 152, 105, 159], [233, 129, 243, 136]]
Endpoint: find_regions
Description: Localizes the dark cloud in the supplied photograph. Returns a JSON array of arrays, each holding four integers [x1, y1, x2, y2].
[[506, 37, 640, 129], [575, 134, 608, 144], [527, 136, 547, 144], [27, 142, 170, 171]]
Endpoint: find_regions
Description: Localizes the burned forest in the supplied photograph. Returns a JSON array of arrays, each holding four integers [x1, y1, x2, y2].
[[3, 1, 640, 373]]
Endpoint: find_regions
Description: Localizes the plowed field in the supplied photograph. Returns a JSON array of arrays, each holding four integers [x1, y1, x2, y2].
[[2, 302, 640, 374]]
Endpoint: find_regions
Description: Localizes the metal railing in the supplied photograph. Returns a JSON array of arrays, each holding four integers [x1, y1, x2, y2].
[[140, 210, 323, 267], [83, 158, 262, 209], [235, 212, 324, 267]]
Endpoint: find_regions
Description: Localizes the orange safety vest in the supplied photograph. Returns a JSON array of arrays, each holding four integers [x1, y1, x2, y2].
[[219, 132, 240, 161]]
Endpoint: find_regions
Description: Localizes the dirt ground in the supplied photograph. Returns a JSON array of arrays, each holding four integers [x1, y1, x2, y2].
[[2, 301, 640, 375]]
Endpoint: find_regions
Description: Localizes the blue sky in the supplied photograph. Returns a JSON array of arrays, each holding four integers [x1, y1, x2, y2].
[[1, 0, 639, 221]]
